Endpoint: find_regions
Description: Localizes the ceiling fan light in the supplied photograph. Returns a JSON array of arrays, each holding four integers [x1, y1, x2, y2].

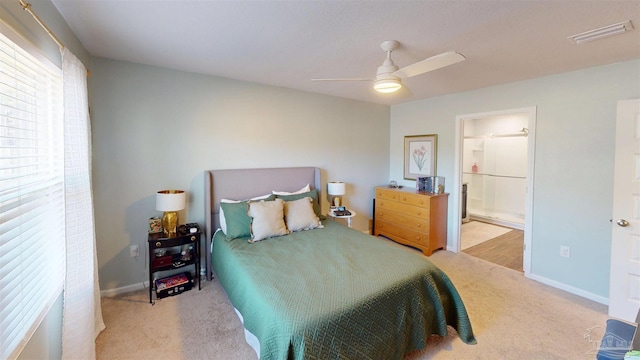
[[374, 78, 402, 93]]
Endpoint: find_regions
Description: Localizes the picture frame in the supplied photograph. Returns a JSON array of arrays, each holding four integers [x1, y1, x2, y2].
[[404, 134, 437, 180]]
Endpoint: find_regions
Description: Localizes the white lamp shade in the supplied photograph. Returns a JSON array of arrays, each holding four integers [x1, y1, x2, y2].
[[156, 190, 186, 211], [327, 182, 346, 196]]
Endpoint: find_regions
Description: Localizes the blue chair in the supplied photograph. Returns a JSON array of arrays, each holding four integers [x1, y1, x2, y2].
[[597, 309, 639, 360]]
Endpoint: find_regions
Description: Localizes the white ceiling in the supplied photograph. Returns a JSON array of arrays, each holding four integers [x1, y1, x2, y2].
[[51, 0, 640, 105]]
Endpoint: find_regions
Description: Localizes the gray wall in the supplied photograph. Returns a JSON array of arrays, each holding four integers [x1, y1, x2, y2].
[[89, 58, 390, 290], [390, 59, 640, 300]]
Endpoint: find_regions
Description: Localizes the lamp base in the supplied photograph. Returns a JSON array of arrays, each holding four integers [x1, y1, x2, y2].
[[162, 211, 179, 238], [332, 196, 342, 208]]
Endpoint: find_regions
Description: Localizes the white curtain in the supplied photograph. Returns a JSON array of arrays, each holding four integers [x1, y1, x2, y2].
[[60, 47, 105, 359]]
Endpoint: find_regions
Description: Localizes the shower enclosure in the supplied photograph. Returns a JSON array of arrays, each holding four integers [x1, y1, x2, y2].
[[462, 118, 528, 229]]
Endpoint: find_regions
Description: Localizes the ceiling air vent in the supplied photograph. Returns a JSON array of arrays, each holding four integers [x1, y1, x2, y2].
[[568, 20, 633, 44]]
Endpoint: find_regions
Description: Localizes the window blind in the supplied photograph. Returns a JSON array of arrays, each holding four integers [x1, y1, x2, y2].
[[0, 29, 65, 360]]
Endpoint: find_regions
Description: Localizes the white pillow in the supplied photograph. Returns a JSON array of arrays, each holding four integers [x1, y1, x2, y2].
[[248, 198, 289, 242], [272, 184, 310, 196], [219, 194, 272, 234], [284, 197, 321, 232]]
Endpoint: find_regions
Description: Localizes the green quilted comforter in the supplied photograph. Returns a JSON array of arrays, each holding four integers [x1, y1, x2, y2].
[[212, 219, 475, 360]]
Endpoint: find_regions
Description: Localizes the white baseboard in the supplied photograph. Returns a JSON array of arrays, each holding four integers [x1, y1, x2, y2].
[[444, 248, 609, 305], [527, 273, 609, 305], [100, 281, 149, 297]]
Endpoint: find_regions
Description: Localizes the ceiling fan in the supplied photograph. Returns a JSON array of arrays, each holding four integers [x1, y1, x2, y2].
[[312, 40, 466, 94]]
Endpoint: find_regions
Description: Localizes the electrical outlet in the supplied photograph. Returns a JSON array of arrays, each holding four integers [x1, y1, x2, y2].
[[130, 245, 139, 258], [560, 245, 570, 258]]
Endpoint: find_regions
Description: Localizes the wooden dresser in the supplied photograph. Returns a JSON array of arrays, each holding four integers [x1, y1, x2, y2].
[[373, 186, 448, 256]]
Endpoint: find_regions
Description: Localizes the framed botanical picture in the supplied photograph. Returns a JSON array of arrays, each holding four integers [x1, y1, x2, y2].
[[404, 134, 437, 180]]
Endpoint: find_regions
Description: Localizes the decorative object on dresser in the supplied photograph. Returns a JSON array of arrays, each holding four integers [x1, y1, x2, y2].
[[156, 189, 186, 237], [327, 181, 346, 208], [404, 134, 437, 180], [374, 186, 448, 256], [148, 216, 162, 233], [417, 176, 445, 194]]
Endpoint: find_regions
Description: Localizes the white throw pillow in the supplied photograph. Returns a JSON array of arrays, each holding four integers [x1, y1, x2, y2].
[[248, 198, 289, 242], [284, 197, 321, 232], [272, 184, 311, 196]]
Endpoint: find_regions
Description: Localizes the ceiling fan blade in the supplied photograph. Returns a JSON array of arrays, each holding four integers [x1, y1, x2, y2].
[[312, 78, 373, 82], [393, 51, 466, 79], [398, 84, 413, 98]]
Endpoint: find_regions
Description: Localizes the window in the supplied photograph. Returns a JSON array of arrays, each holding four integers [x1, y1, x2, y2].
[[0, 28, 65, 360]]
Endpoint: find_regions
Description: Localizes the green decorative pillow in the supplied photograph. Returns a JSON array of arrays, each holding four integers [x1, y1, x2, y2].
[[219, 201, 252, 239], [220, 194, 276, 239], [276, 189, 320, 217]]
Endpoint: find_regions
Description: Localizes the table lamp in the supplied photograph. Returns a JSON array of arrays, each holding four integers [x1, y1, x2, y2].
[[156, 190, 186, 238], [327, 181, 346, 208]]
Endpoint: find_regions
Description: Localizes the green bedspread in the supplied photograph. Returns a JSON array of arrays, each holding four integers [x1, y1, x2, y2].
[[212, 219, 475, 360]]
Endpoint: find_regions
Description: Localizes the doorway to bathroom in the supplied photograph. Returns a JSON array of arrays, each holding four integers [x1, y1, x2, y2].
[[457, 107, 536, 274]]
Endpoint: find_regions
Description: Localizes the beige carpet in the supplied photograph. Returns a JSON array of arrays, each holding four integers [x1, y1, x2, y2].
[[97, 250, 608, 360], [461, 221, 513, 250]]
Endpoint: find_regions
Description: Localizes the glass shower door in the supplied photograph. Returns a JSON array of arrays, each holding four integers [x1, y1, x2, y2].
[[463, 135, 527, 228]]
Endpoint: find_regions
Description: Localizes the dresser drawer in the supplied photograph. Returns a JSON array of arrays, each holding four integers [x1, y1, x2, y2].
[[376, 199, 429, 219], [376, 188, 430, 207], [374, 220, 429, 249], [375, 208, 429, 232]]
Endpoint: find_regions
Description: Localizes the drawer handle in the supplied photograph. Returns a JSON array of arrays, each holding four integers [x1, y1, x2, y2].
[[190, 236, 196, 241], [416, 223, 421, 228], [156, 241, 162, 247], [416, 211, 422, 215], [402, 196, 407, 201]]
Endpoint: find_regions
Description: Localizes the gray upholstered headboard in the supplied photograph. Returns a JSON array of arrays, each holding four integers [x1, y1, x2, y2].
[[204, 167, 321, 280]]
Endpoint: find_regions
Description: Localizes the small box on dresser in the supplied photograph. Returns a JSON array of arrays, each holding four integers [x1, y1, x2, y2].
[[373, 186, 448, 256]]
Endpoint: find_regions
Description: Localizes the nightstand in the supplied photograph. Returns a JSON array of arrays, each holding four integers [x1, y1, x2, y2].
[[148, 224, 201, 304], [328, 209, 356, 227]]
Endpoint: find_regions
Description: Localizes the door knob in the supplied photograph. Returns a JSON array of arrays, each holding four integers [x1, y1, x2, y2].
[[616, 219, 630, 227]]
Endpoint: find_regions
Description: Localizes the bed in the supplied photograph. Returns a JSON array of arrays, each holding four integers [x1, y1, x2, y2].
[[204, 167, 475, 359]]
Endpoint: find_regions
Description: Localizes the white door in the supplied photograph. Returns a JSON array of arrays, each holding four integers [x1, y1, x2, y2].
[[608, 99, 640, 321]]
